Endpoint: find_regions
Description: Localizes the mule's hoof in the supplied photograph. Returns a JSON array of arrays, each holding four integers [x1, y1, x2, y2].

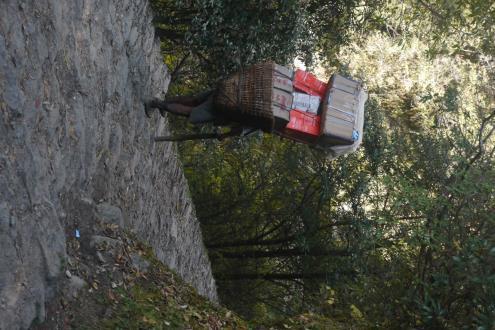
[[159, 107, 167, 118], [144, 102, 154, 118]]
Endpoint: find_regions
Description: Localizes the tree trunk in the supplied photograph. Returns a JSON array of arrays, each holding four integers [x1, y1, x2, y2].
[[216, 272, 353, 281], [206, 236, 294, 249], [154, 28, 185, 41], [212, 248, 351, 259], [206, 220, 355, 249]]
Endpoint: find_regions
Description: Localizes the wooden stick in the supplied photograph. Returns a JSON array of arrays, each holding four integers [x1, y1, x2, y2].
[[154, 129, 242, 142]]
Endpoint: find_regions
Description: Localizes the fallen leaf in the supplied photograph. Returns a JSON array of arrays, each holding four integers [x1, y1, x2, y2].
[[107, 290, 116, 302]]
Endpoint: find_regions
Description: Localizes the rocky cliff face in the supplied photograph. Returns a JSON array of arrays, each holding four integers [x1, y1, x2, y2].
[[0, 1, 217, 328]]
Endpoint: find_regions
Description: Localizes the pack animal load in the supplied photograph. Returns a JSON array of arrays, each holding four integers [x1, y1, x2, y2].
[[212, 62, 367, 158], [271, 66, 367, 158], [213, 62, 293, 132], [319, 74, 367, 146]]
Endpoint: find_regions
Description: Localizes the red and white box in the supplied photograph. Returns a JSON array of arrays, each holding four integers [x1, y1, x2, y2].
[[286, 110, 321, 137], [293, 69, 327, 97]]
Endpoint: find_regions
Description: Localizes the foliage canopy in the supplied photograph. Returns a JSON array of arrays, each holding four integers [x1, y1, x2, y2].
[[150, 0, 494, 328]]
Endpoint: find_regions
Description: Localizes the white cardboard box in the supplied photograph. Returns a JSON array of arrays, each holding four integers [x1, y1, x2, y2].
[[292, 92, 320, 113]]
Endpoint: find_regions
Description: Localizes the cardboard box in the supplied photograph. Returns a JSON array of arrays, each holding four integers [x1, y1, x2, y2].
[[272, 91, 291, 130], [327, 89, 358, 110], [292, 92, 310, 111], [273, 76, 293, 91], [324, 116, 354, 139], [308, 95, 320, 114], [332, 74, 361, 95], [274, 64, 293, 80], [292, 92, 320, 114], [293, 69, 327, 97], [286, 110, 320, 136], [273, 88, 293, 110], [273, 64, 293, 92], [273, 109, 290, 131], [318, 74, 365, 145], [271, 68, 293, 130], [326, 107, 355, 122]]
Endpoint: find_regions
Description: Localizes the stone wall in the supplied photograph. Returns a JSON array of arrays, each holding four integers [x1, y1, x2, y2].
[[0, 1, 217, 328]]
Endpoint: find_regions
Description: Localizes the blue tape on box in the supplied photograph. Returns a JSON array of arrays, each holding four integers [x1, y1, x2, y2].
[[352, 130, 360, 141]]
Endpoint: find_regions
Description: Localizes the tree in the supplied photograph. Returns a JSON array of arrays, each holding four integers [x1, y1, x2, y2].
[[149, 0, 495, 327], [150, 0, 380, 80], [336, 5, 495, 325]]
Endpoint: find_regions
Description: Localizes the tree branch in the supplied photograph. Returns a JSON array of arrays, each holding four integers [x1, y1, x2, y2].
[[206, 220, 354, 249], [212, 247, 351, 259]]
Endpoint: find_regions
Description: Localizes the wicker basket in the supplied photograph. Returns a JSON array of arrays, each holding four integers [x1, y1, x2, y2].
[[213, 62, 278, 132]]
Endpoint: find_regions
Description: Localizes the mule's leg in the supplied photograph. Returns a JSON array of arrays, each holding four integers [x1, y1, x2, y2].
[[144, 99, 193, 118], [160, 103, 193, 117], [165, 90, 213, 107]]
